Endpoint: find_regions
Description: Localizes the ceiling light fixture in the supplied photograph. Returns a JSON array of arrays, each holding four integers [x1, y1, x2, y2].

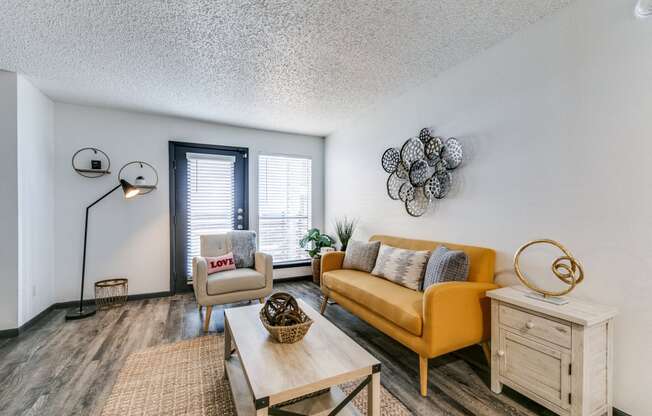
[[636, 0, 652, 18]]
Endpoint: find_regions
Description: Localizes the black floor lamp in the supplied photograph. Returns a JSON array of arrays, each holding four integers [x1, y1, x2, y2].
[[65, 179, 141, 320]]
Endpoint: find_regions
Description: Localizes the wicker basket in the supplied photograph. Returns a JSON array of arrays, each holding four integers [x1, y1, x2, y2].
[[259, 308, 313, 343], [95, 278, 128, 310]]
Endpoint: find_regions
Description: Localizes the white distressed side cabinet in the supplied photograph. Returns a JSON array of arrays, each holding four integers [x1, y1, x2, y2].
[[487, 287, 617, 416]]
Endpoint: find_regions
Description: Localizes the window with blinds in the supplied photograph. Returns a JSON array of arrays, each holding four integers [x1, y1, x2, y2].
[[258, 155, 312, 264], [186, 152, 235, 277]]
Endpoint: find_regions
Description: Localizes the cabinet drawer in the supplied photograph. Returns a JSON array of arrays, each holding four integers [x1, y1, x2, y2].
[[499, 304, 571, 349], [498, 329, 571, 410]]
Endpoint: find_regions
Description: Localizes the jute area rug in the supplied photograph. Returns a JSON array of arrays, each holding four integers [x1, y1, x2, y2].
[[101, 335, 412, 416]]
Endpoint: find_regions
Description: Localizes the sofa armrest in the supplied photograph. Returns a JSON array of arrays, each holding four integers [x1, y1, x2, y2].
[[321, 251, 345, 274], [255, 252, 274, 289], [192, 256, 209, 304], [422, 281, 498, 355], [320, 251, 345, 289]]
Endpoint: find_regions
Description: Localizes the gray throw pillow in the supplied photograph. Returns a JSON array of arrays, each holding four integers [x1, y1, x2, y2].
[[422, 245, 469, 290], [227, 230, 256, 268], [342, 240, 381, 273], [371, 244, 430, 291]]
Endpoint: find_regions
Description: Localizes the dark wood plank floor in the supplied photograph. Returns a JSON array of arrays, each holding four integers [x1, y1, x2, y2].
[[0, 280, 553, 416]]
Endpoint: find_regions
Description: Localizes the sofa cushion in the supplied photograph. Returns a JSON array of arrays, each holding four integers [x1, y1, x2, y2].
[[343, 240, 381, 272], [207, 268, 265, 295], [423, 245, 469, 290], [323, 269, 423, 336], [371, 244, 430, 290]]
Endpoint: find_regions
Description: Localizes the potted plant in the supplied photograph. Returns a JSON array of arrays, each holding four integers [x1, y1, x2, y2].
[[334, 217, 357, 252], [299, 228, 335, 284]]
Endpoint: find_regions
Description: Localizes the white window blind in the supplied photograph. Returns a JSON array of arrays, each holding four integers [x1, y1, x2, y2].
[[186, 153, 235, 277], [258, 155, 312, 264]]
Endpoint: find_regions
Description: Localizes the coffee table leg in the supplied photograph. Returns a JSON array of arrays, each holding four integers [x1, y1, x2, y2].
[[368, 372, 380, 416], [224, 316, 233, 376]]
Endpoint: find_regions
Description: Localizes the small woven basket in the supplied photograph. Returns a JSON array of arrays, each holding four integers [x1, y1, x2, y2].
[[259, 308, 313, 344], [95, 278, 128, 310]]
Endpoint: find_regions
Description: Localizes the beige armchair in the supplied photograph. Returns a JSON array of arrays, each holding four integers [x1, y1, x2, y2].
[[192, 233, 273, 332]]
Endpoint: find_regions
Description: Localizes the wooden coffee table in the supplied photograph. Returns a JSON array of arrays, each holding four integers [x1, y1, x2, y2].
[[224, 299, 381, 416]]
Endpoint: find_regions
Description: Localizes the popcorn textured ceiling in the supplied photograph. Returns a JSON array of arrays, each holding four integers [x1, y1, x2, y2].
[[0, 0, 571, 136]]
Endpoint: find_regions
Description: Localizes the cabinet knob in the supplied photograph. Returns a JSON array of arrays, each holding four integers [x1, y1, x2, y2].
[[526, 321, 535, 329], [497, 350, 505, 357]]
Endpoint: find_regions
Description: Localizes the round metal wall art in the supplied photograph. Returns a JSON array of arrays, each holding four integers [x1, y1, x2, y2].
[[423, 176, 441, 199], [409, 159, 430, 186], [424, 136, 443, 160], [386, 173, 402, 200], [418, 127, 435, 144], [406, 190, 429, 217], [442, 138, 463, 169], [398, 182, 415, 202], [395, 161, 409, 180], [434, 171, 452, 199], [381, 148, 400, 173], [400, 137, 425, 166], [381, 127, 463, 217]]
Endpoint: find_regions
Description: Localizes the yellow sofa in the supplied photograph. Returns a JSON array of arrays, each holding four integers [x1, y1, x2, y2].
[[319, 234, 497, 396]]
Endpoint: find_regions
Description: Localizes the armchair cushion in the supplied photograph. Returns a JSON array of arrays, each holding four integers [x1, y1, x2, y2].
[[323, 269, 423, 336], [207, 268, 265, 295]]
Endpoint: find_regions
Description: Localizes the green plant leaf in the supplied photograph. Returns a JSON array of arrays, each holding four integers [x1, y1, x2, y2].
[[318, 235, 332, 247]]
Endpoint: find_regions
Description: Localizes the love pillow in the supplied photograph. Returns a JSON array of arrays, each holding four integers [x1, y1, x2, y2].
[[206, 252, 236, 274]]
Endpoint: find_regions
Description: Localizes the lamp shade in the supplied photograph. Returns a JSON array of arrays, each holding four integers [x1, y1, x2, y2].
[[120, 179, 140, 199]]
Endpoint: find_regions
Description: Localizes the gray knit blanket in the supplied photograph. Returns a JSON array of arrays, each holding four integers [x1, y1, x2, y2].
[[227, 230, 256, 268]]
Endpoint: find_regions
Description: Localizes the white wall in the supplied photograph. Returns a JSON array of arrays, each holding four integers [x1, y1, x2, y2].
[[16, 76, 55, 326], [324, 0, 651, 413], [54, 103, 324, 302], [0, 71, 19, 330]]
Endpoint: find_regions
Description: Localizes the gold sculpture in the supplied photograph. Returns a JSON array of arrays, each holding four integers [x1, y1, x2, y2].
[[513, 239, 584, 304]]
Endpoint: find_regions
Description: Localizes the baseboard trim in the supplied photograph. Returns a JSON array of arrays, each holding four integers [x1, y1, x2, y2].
[[0, 328, 19, 338], [19, 304, 57, 333], [53, 291, 172, 310], [273, 275, 313, 282], [273, 261, 311, 269], [0, 291, 172, 339]]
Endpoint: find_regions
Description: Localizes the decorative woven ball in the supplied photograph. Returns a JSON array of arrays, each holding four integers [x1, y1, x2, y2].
[[274, 311, 304, 326], [263, 292, 300, 326], [260, 292, 313, 343]]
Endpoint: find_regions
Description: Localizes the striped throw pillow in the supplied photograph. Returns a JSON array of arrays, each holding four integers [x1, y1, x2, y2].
[[371, 244, 430, 291]]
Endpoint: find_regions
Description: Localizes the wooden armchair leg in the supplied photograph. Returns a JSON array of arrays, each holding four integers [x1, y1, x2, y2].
[[419, 355, 428, 397], [320, 296, 329, 314], [203, 305, 213, 332]]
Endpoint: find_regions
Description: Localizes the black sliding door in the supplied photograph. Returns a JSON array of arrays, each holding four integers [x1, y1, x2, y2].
[[169, 142, 248, 293]]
